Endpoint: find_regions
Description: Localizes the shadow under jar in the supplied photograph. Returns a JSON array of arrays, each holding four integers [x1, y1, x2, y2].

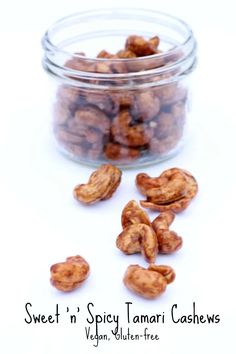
[[42, 9, 197, 167]]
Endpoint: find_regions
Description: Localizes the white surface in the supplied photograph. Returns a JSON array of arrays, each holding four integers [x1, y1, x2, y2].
[[0, 0, 236, 353]]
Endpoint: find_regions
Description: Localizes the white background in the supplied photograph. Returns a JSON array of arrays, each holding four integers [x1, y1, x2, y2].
[[0, 0, 236, 353]]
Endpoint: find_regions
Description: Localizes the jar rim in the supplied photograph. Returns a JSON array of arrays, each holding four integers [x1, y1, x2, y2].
[[42, 8, 197, 87]]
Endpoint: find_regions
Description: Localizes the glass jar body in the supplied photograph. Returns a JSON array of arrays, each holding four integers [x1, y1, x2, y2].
[[52, 78, 190, 166]]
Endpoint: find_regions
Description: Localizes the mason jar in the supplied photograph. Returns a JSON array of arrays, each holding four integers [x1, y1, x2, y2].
[[42, 8, 197, 167]]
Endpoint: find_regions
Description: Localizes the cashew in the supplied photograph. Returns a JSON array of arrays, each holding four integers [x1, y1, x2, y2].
[[111, 110, 154, 147], [123, 264, 175, 299], [50, 255, 90, 292], [137, 168, 198, 212], [125, 35, 160, 56], [116, 223, 158, 263], [73, 164, 122, 204], [121, 200, 151, 229]]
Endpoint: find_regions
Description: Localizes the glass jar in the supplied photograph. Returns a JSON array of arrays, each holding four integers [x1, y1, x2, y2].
[[42, 9, 197, 167]]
